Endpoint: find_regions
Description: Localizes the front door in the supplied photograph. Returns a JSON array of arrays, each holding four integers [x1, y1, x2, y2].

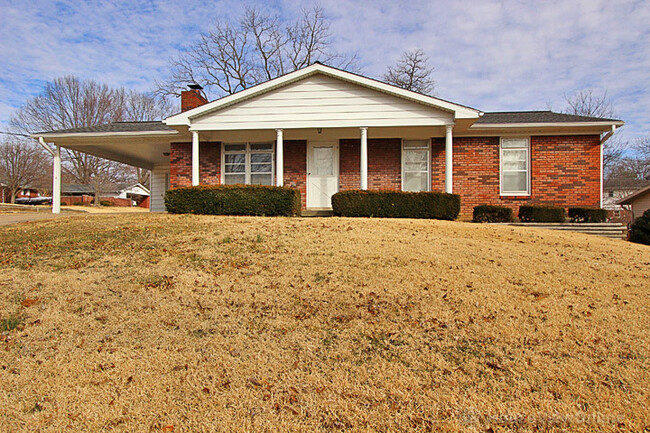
[[307, 143, 339, 208]]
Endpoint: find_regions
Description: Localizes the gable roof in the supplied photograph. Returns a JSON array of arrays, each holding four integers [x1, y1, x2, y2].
[[618, 184, 650, 205], [165, 63, 482, 126]]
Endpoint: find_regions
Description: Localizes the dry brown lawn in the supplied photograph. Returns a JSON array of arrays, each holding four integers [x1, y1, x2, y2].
[[0, 214, 648, 432]]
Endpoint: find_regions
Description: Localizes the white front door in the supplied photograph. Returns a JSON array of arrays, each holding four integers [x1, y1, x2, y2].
[[307, 143, 339, 208]]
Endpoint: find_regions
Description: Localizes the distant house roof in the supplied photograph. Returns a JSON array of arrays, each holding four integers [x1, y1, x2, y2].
[[118, 183, 151, 195], [604, 178, 650, 191], [62, 184, 119, 195], [618, 184, 650, 205], [476, 111, 623, 124], [35, 121, 175, 135]]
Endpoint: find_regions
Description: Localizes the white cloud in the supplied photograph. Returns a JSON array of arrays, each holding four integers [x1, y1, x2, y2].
[[1, 0, 649, 141]]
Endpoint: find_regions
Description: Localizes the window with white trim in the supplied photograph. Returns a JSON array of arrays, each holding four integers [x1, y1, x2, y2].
[[223, 142, 274, 185], [500, 138, 530, 195], [402, 140, 430, 192]]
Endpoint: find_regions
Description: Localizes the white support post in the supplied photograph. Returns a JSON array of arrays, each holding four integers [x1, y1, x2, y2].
[[276, 129, 284, 187], [52, 145, 61, 214], [192, 131, 200, 186], [445, 125, 453, 194], [360, 127, 368, 190]]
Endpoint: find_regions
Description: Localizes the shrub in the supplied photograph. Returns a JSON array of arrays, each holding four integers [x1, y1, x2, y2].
[[568, 207, 608, 223], [629, 209, 650, 245], [100, 200, 113, 206], [164, 185, 301, 216], [472, 205, 514, 223], [331, 190, 460, 220], [518, 205, 566, 222]]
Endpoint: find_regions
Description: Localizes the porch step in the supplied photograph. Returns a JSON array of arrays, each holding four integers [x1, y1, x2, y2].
[[502, 223, 628, 240], [301, 209, 334, 217]]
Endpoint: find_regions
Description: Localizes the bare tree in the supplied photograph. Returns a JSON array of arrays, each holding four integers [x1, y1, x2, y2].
[[562, 89, 625, 178], [563, 89, 615, 119], [156, 6, 357, 97], [10, 76, 172, 204], [0, 139, 49, 203], [383, 49, 435, 95]]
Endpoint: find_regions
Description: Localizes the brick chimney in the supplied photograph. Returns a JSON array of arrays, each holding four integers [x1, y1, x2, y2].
[[181, 84, 208, 112]]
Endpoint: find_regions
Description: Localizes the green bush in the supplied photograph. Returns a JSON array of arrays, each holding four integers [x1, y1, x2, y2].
[[629, 209, 650, 245], [331, 190, 460, 220], [164, 185, 301, 216], [100, 200, 113, 206], [472, 205, 514, 223], [518, 205, 566, 222], [568, 207, 608, 223]]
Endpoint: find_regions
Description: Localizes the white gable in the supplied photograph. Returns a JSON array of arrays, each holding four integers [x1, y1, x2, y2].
[[190, 74, 454, 130], [165, 64, 481, 130]]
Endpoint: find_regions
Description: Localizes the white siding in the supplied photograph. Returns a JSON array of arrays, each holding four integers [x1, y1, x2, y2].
[[150, 163, 169, 212], [192, 75, 453, 130]]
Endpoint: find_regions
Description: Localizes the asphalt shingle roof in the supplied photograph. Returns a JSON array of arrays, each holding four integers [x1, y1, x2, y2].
[[476, 111, 621, 124], [34, 111, 622, 136], [36, 121, 175, 135]]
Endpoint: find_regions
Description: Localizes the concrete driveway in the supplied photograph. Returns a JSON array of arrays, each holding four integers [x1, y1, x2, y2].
[[0, 213, 68, 226]]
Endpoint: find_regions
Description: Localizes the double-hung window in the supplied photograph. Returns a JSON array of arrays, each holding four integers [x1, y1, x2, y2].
[[500, 138, 530, 195], [402, 140, 430, 192], [223, 143, 274, 185]]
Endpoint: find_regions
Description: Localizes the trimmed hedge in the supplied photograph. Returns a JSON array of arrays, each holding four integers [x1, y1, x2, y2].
[[568, 207, 608, 223], [164, 185, 301, 216], [629, 209, 650, 245], [473, 205, 514, 223], [518, 205, 566, 222], [331, 190, 460, 220]]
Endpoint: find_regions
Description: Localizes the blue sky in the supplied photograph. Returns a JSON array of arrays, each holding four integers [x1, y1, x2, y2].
[[1, 0, 649, 142]]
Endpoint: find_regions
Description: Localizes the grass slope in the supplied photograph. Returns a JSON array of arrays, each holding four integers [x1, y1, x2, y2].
[[0, 215, 648, 432]]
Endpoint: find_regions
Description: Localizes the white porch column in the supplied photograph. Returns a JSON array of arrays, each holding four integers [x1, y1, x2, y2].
[[192, 131, 200, 186], [276, 129, 284, 187], [360, 127, 368, 190], [445, 125, 453, 193], [52, 145, 61, 214]]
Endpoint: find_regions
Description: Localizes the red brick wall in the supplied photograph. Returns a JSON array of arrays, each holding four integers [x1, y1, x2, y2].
[[166, 135, 601, 216], [339, 138, 401, 190], [432, 135, 601, 216], [339, 139, 360, 191], [170, 142, 221, 188], [60, 196, 132, 206], [283, 140, 307, 208]]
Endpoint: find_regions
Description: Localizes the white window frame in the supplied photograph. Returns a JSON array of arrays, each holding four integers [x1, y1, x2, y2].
[[499, 137, 531, 196], [401, 139, 431, 192], [221, 142, 275, 185]]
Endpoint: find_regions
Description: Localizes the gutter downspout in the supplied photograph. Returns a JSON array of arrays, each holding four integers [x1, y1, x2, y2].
[[599, 125, 617, 209]]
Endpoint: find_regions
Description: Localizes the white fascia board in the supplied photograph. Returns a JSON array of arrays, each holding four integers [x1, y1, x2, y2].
[[165, 64, 482, 126], [32, 130, 179, 139], [470, 121, 624, 130]]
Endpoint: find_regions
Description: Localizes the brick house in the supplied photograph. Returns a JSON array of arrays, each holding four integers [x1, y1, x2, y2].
[[32, 63, 623, 216]]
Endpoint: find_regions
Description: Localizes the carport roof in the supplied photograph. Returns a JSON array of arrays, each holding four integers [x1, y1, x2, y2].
[[34, 121, 175, 136]]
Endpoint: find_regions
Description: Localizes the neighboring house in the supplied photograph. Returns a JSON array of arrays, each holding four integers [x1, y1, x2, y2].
[[31, 63, 623, 216], [115, 183, 150, 207], [603, 178, 650, 223], [0, 183, 41, 203], [115, 183, 150, 200], [618, 184, 650, 222], [60, 184, 132, 207]]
